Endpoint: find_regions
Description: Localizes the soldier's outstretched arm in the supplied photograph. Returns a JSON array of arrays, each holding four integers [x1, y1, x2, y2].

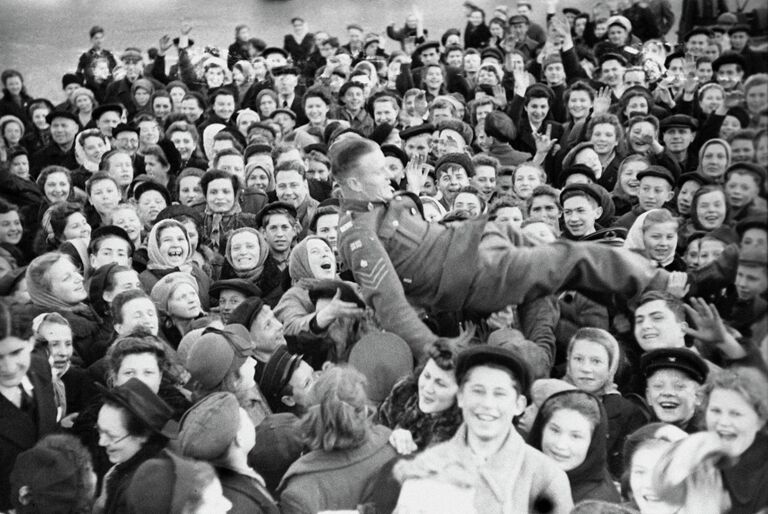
[[339, 225, 438, 361]]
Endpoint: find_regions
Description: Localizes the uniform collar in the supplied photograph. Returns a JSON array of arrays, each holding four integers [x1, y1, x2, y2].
[[340, 197, 386, 212]]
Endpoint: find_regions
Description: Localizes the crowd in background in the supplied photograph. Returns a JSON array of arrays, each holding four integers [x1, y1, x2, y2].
[[0, 0, 767, 512]]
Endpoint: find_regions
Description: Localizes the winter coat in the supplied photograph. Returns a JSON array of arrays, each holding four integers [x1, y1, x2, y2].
[[278, 424, 398, 514], [0, 355, 58, 511], [406, 423, 574, 514]]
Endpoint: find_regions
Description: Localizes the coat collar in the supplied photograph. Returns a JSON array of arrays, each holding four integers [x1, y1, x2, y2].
[[279, 425, 392, 485], [445, 423, 527, 503]]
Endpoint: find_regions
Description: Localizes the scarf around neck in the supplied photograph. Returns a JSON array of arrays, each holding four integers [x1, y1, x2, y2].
[[205, 201, 242, 252]]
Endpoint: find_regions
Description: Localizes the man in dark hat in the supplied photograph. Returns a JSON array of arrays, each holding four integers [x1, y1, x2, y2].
[[712, 52, 746, 92], [209, 279, 262, 324], [88, 225, 134, 270], [335, 81, 374, 137], [93, 103, 124, 139], [258, 346, 316, 415], [483, 111, 532, 166], [506, 14, 541, 63], [0, 311, 58, 511], [113, 123, 140, 160], [272, 65, 307, 126], [229, 297, 288, 358], [615, 166, 675, 229], [737, 215, 767, 253], [641, 348, 709, 432], [400, 123, 434, 160], [342, 23, 365, 60], [560, 183, 604, 240], [330, 137, 670, 359], [727, 24, 768, 76], [660, 114, 699, 172], [104, 48, 163, 111], [30, 110, 79, 178], [435, 153, 474, 210], [397, 41, 471, 100]]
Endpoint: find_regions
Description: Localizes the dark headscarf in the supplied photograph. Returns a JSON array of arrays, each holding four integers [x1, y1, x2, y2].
[[527, 389, 618, 504]]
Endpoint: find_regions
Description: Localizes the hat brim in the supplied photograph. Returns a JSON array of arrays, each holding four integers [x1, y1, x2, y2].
[[96, 383, 179, 438]]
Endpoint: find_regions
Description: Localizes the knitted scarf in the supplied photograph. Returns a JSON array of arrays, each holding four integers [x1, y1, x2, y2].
[[204, 201, 243, 253]]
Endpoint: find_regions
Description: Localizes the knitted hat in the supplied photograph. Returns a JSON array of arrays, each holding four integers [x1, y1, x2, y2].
[[185, 325, 255, 390], [150, 271, 198, 312], [179, 392, 241, 461], [10, 444, 80, 513], [435, 153, 475, 177], [435, 119, 474, 146], [126, 450, 209, 514], [61, 73, 81, 89], [542, 54, 563, 70]]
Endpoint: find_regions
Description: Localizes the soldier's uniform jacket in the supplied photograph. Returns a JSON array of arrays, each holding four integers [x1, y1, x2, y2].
[[338, 192, 485, 357]]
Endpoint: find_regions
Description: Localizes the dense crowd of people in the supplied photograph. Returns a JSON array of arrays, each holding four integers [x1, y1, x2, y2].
[[0, 0, 767, 512]]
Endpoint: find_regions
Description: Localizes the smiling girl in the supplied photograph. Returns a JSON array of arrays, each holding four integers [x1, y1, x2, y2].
[[625, 209, 686, 271], [139, 219, 210, 309], [529, 390, 620, 503]]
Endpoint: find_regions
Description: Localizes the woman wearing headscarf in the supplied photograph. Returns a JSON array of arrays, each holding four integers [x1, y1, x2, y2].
[[13, 252, 112, 366], [220, 226, 271, 290], [695, 138, 732, 183], [528, 389, 620, 504], [274, 235, 369, 366], [139, 219, 210, 308], [561, 327, 650, 479]]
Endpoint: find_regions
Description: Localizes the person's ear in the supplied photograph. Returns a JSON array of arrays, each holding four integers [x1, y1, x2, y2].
[[89, 254, 98, 269], [665, 189, 675, 202], [281, 395, 296, 407], [595, 206, 604, 219], [514, 393, 527, 417], [645, 388, 653, 405]]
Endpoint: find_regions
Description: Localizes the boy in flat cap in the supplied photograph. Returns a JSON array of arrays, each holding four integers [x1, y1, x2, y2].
[[398, 345, 574, 513], [179, 392, 279, 513]]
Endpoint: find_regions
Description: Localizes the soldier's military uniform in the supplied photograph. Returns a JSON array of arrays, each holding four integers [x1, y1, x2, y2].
[[338, 192, 669, 358]]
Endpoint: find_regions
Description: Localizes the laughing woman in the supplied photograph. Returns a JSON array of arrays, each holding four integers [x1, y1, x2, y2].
[[704, 367, 768, 514], [274, 235, 367, 365], [138, 219, 210, 308], [13, 252, 112, 366], [377, 339, 463, 455]]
